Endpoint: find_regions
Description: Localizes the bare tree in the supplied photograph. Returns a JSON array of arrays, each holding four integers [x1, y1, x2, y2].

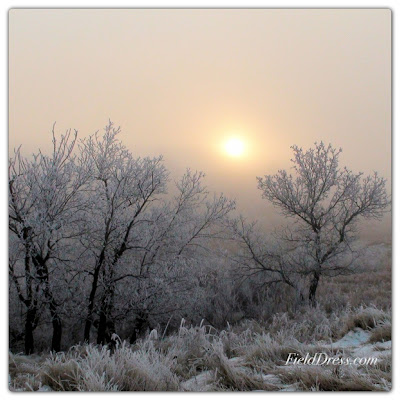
[[228, 216, 298, 290], [256, 142, 389, 305]]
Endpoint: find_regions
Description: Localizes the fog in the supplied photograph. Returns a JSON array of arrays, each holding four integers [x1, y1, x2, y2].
[[9, 9, 391, 242]]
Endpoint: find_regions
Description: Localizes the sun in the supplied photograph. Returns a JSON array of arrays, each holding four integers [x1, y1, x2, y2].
[[225, 138, 245, 157]]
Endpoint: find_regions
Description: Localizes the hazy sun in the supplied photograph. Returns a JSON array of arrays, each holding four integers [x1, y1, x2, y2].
[[225, 138, 245, 157]]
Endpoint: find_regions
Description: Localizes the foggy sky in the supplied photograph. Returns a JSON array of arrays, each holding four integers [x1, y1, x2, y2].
[[9, 9, 391, 242]]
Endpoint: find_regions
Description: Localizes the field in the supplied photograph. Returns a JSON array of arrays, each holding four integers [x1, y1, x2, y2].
[[9, 244, 391, 392]]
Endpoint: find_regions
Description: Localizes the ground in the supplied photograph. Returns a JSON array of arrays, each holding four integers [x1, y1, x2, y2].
[[9, 305, 391, 392]]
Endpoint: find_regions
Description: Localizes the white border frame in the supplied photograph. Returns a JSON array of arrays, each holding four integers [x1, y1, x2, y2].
[[2, 2, 396, 398]]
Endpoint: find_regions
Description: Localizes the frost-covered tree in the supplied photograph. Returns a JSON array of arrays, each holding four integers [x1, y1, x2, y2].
[[115, 170, 235, 341], [80, 121, 235, 344], [79, 121, 169, 344], [256, 142, 389, 305], [9, 120, 237, 351], [9, 127, 90, 353], [229, 216, 298, 287], [226, 214, 308, 314]]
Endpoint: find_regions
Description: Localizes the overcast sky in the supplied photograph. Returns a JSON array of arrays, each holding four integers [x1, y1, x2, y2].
[[9, 9, 391, 242]]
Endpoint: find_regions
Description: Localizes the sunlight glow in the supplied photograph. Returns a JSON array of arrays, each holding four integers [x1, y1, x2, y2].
[[225, 138, 245, 157]]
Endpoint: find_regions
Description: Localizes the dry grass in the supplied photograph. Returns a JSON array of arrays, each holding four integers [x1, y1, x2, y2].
[[9, 244, 391, 392], [10, 341, 180, 391], [279, 365, 389, 391], [9, 307, 391, 392], [318, 244, 391, 312], [369, 321, 391, 343], [341, 306, 390, 333], [205, 342, 279, 391]]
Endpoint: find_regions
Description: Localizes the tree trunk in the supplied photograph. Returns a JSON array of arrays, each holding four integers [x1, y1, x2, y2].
[[97, 308, 108, 345], [293, 288, 305, 311], [24, 308, 36, 355], [84, 262, 102, 342], [23, 228, 36, 354], [96, 289, 115, 345], [130, 311, 149, 344], [308, 271, 320, 306], [34, 257, 63, 352], [49, 299, 62, 352], [96, 263, 117, 345], [96, 307, 116, 345]]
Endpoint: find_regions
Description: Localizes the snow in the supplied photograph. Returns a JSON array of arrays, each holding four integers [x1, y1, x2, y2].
[[330, 328, 370, 349], [181, 371, 214, 391], [38, 385, 53, 392]]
